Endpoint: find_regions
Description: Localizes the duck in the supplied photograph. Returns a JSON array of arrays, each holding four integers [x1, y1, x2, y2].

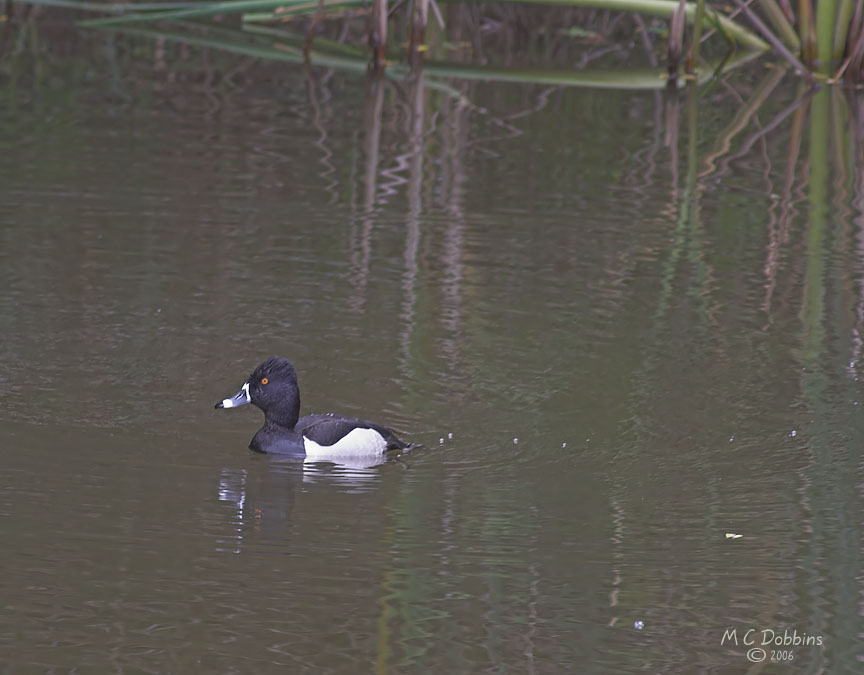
[[215, 357, 412, 457]]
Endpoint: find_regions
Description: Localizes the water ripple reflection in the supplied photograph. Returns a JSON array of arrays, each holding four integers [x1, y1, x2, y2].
[[1, 40, 862, 673]]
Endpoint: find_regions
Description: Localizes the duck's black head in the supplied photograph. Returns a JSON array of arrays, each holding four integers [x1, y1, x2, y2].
[[216, 356, 301, 428]]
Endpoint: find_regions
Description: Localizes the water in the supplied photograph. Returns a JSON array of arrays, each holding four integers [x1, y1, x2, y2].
[[2, 31, 863, 673]]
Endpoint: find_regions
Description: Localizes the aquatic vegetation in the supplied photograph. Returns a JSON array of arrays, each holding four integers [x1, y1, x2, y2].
[[6, 0, 864, 84], [8, 0, 770, 85]]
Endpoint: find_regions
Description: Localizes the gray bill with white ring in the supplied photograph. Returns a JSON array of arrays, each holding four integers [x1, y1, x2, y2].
[[215, 382, 251, 409]]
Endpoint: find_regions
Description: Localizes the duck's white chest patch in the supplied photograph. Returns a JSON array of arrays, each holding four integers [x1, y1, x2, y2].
[[302, 427, 388, 458]]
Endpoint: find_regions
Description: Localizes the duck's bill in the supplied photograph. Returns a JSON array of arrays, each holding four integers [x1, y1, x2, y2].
[[215, 382, 250, 409]]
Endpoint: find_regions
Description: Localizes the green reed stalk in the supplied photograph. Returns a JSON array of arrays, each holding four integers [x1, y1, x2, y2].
[[833, 0, 854, 61], [814, 0, 835, 72], [64, 0, 769, 52], [732, 0, 813, 77], [687, 0, 705, 73], [77, 0, 361, 27], [100, 19, 762, 89], [15, 0, 195, 9], [492, 0, 769, 50], [760, 0, 800, 49]]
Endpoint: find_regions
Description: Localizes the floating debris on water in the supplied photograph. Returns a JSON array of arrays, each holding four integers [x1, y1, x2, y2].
[[513, 437, 519, 444], [725, 533, 743, 539], [634, 620, 644, 630], [789, 430, 797, 437], [562, 442, 567, 448], [729, 436, 735, 442]]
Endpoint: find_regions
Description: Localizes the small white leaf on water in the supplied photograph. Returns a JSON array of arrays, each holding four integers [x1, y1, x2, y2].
[[725, 533, 743, 539]]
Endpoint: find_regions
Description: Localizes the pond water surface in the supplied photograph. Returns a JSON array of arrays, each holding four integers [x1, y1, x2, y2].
[[1, 30, 863, 674]]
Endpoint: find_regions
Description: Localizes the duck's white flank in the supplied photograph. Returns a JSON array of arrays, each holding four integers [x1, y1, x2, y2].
[[303, 427, 388, 458]]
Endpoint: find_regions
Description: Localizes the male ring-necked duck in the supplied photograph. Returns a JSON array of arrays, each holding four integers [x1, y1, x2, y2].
[[215, 357, 411, 457]]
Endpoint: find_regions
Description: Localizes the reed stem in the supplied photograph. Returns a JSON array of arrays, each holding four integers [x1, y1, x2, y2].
[[509, 0, 769, 50], [798, 0, 815, 65], [370, 0, 387, 68], [410, 0, 428, 60], [814, 0, 834, 72], [687, 0, 705, 72], [732, 0, 814, 78], [833, 0, 854, 61], [668, 0, 686, 83], [759, 0, 800, 49]]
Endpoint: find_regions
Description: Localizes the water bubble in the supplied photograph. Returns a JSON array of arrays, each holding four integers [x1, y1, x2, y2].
[[634, 620, 644, 630]]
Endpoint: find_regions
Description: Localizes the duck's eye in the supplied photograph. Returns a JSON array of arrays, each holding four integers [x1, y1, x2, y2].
[[261, 378, 269, 385]]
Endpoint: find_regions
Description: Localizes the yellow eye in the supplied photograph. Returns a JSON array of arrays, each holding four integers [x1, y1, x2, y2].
[[261, 378, 269, 385]]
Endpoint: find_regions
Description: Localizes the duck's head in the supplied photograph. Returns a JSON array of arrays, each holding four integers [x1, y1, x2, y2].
[[215, 357, 300, 424]]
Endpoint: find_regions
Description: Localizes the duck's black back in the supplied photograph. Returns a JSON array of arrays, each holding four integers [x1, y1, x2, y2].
[[296, 414, 410, 450]]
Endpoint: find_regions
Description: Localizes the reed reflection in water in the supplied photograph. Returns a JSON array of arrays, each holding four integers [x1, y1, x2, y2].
[[1, 35, 864, 672]]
